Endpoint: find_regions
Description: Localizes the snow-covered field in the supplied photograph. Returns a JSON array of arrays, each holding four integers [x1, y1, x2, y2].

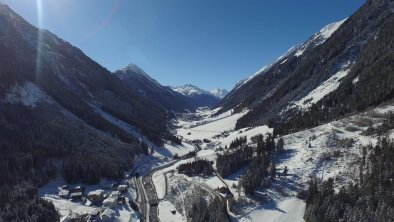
[[158, 200, 184, 222], [177, 109, 249, 141], [240, 198, 305, 222]]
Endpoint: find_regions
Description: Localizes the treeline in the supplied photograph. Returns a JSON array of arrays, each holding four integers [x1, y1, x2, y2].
[[304, 137, 394, 222], [216, 146, 253, 178], [178, 159, 214, 177]]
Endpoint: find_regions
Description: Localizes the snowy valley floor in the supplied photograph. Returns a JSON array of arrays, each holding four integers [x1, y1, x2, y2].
[[39, 105, 394, 222], [155, 105, 394, 222]]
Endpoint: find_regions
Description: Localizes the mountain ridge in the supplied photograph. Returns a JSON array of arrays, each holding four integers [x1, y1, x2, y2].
[[171, 84, 227, 107]]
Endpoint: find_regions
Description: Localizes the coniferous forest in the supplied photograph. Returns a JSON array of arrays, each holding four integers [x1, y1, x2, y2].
[[304, 138, 394, 222]]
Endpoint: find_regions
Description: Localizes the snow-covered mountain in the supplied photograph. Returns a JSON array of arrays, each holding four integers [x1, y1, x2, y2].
[[220, 19, 348, 114], [171, 84, 224, 107], [172, 84, 227, 99], [172, 84, 210, 97], [118, 64, 162, 87], [210, 88, 228, 99], [219, 0, 394, 131]]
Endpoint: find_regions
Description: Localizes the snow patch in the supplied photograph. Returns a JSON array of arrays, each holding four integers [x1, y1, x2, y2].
[[177, 110, 249, 141], [172, 84, 211, 97], [158, 200, 185, 222], [118, 63, 163, 89], [291, 64, 351, 110], [295, 18, 347, 57], [314, 19, 346, 45], [352, 76, 359, 85], [240, 198, 305, 222], [42, 195, 98, 221], [210, 88, 229, 99], [5, 81, 51, 107]]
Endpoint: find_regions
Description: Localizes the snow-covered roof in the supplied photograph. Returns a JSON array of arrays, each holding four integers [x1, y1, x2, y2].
[[87, 189, 104, 196]]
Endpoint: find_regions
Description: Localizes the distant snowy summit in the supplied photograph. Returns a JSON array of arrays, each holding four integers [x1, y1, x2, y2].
[[172, 84, 228, 99], [171, 84, 226, 107], [117, 63, 162, 87], [115, 64, 222, 109], [210, 88, 228, 99]]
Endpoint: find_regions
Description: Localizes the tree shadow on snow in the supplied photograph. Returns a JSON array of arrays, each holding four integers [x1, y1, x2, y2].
[[274, 149, 297, 165]]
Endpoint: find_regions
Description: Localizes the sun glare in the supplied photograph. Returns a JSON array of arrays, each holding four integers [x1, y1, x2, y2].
[[35, 0, 43, 82]]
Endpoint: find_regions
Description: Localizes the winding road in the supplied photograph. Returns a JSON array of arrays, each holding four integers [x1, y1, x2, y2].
[[133, 142, 233, 222], [134, 176, 150, 222]]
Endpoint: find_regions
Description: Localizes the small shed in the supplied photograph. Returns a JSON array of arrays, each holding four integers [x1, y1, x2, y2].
[[69, 186, 85, 200]]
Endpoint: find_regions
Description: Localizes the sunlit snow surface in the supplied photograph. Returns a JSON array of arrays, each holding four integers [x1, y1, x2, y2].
[[290, 63, 352, 111], [153, 104, 394, 221], [240, 198, 305, 222], [295, 19, 347, 57]]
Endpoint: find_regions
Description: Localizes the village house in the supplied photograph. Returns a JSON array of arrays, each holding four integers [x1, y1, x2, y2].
[[69, 186, 85, 201], [58, 188, 70, 198]]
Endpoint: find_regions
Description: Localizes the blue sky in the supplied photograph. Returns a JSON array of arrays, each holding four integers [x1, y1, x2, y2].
[[2, 0, 365, 90]]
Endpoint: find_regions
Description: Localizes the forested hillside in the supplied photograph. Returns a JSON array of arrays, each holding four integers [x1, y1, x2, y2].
[[276, 10, 394, 135], [217, 0, 394, 135], [0, 4, 154, 221], [304, 137, 394, 222]]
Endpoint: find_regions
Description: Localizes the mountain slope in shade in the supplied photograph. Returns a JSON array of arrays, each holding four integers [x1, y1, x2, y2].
[[0, 2, 175, 190], [218, 19, 347, 114], [115, 64, 196, 112], [0, 3, 174, 144], [218, 0, 394, 132], [172, 84, 221, 107]]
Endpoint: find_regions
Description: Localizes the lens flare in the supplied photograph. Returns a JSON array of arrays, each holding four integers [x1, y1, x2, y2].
[[35, 0, 43, 82]]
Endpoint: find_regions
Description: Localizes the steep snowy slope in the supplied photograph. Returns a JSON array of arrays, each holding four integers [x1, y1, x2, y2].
[[217, 19, 346, 114], [219, 0, 394, 133]]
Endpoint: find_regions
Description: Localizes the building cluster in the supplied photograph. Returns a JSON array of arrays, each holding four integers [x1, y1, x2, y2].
[[57, 180, 133, 221]]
